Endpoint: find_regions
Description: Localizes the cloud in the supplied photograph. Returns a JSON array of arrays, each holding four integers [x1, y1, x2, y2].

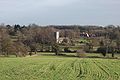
[[0, 0, 79, 14], [0, 0, 120, 25], [40, 0, 78, 7]]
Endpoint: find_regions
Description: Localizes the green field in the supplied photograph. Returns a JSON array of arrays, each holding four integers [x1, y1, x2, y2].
[[0, 53, 120, 80]]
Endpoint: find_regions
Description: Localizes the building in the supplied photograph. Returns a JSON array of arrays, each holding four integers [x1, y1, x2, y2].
[[54, 31, 70, 43], [80, 32, 90, 37], [54, 31, 59, 43]]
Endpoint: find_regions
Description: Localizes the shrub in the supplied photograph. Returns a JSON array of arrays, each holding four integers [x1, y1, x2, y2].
[[64, 47, 71, 52], [76, 50, 86, 58]]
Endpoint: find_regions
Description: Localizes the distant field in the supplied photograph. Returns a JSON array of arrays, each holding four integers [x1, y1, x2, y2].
[[0, 53, 120, 80]]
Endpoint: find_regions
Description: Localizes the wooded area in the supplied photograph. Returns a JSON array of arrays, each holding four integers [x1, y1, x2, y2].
[[0, 24, 120, 58]]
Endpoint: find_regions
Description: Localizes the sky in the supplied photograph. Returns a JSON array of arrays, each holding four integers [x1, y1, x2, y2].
[[0, 0, 120, 26]]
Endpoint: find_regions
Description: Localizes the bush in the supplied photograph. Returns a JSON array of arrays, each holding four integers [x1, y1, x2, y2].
[[80, 41, 84, 43], [64, 47, 71, 52], [64, 47, 76, 53], [76, 50, 86, 58]]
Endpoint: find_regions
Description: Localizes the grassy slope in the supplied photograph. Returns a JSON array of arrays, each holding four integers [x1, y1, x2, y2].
[[0, 53, 120, 80]]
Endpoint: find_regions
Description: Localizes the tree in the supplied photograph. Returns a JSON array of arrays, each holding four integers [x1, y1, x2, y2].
[[52, 44, 60, 55], [97, 39, 108, 57], [97, 46, 107, 57], [29, 43, 40, 55], [98, 39, 116, 57], [14, 41, 29, 57], [14, 24, 21, 33], [1, 38, 13, 56], [0, 28, 13, 56], [84, 39, 94, 53]]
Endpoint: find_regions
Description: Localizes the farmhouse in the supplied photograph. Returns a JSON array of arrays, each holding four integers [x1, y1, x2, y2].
[[80, 32, 89, 37], [80, 32, 96, 38]]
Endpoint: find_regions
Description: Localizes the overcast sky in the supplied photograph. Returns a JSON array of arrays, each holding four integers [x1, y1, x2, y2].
[[0, 0, 120, 26]]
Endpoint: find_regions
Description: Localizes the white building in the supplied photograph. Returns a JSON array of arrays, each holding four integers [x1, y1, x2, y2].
[[54, 31, 70, 43], [55, 31, 59, 43]]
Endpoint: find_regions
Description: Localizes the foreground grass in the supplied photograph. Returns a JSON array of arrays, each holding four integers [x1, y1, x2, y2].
[[0, 53, 120, 80]]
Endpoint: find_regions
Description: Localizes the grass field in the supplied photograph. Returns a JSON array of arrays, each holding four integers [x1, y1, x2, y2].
[[0, 53, 120, 80]]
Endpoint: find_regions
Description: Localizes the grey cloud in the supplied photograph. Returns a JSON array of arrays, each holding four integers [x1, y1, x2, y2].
[[0, 0, 120, 25]]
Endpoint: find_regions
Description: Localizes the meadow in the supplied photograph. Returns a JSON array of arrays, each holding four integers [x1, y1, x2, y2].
[[0, 53, 120, 80]]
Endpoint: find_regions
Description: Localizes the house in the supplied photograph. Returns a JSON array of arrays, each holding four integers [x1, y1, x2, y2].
[[80, 32, 90, 37], [80, 32, 96, 38]]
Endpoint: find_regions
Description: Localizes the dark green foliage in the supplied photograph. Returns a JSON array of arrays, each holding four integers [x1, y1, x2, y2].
[[97, 46, 115, 57], [64, 47, 71, 52], [97, 46, 107, 57]]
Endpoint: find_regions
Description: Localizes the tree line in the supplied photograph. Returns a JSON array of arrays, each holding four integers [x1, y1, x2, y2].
[[0, 24, 120, 57]]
